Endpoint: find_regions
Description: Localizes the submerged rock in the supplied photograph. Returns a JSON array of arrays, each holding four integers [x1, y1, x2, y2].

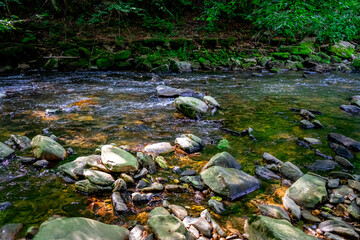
[[180, 175, 206, 190], [245, 215, 316, 240], [156, 85, 183, 97], [33, 217, 129, 240], [203, 95, 220, 108], [285, 174, 327, 208], [31, 135, 66, 161], [0, 223, 23, 240], [202, 152, 241, 171], [101, 145, 139, 172], [201, 166, 261, 200], [174, 96, 209, 119], [112, 192, 128, 212], [75, 179, 112, 194]]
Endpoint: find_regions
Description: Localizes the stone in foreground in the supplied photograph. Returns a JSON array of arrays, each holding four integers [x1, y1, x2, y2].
[[31, 135, 66, 161], [33, 217, 129, 240], [148, 207, 192, 240], [101, 145, 139, 172], [201, 166, 261, 200], [144, 142, 174, 154], [174, 96, 209, 119], [245, 215, 317, 240], [285, 174, 327, 208], [0, 142, 15, 159]]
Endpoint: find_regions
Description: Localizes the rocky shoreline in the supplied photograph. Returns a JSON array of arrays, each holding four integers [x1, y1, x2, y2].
[[1, 82, 360, 239], [1, 38, 360, 74]]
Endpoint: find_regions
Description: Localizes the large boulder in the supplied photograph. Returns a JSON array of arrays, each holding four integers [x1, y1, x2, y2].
[[101, 145, 139, 172], [202, 152, 242, 171], [31, 135, 66, 161], [245, 215, 317, 240], [148, 207, 192, 240], [200, 166, 261, 200], [285, 174, 327, 208], [33, 217, 129, 240], [0, 142, 15, 159], [329, 41, 355, 59], [328, 133, 360, 152], [174, 97, 208, 119]]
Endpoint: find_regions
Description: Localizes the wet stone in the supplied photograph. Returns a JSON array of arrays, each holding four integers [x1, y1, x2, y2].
[[330, 143, 354, 159], [175, 134, 204, 154], [112, 192, 128, 212], [169, 204, 188, 220], [348, 180, 360, 191], [346, 202, 360, 220], [148, 207, 170, 218], [307, 160, 338, 172], [31, 135, 66, 161], [279, 162, 304, 182], [0, 142, 15, 159], [304, 137, 321, 145], [202, 152, 242, 171], [84, 169, 115, 186], [0, 202, 12, 211], [258, 204, 291, 221], [134, 168, 148, 179], [101, 145, 139, 173], [75, 179, 112, 194], [136, 152, 156, 174], [263, 153, 283, 165], [33, 160, 49, 168], [300, 120, 315, 129], [0, 223, 23, 240], [136, 180, 149, 189], [180, 175, 206, 190], [334, 156, 354, 169], [131, 192, 153, 202], [329, 171, 355, 180], [120, 173, 135, 185], [301, 210, 321, 223], [156, 85, 183, 97], [327, 179, 340, 189], [203, 95, 220, 108], [329, 194, 345, 204], [113, 178, 127, 192], [255, 165, 281, 180], [181, 169, 196, 176]]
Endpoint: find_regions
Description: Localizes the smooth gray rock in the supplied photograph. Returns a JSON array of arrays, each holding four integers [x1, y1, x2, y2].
[[307, 160, 338, 172], [304, 137, 321, 145], [203, 96, 220, 108], [33, 217, 129, 240], [58, 156, 89, 180], [142, 182, 164, 192], [328, 133, 360, 152], [348, 180, 360, 191], [300, 109, 315, 121], [112, 192, 128, 212], [333, 185, 354, 195], [327, 179, 340, 189], [33, 160, 49, 168], [148, 207, 170, 218], [263, 153, 283, 165], [300, 120, 315, 129], [169, 204, 188, 220], [285, 174, 327, 208], [208, 199, 226, 214], [319, 219, 359, 240], [190, 217, 212, 238], [283, 196, 301, 220], [156, 85, 183, 97], [180, 175, 206, 190], [113, 178, 127, 192], [334, 156, 354, 169], [330, 143, 354, 159], [301, 210, 321, 223], [340, 105, 360, 113], [258, 204, 291, 222], [131, 192, 153, 202], [86, 155, 108, 172], [181, 169, 196, 176], [348, 201, 360, 220], [202, 152, 242, 171], [279, 162, 304, 182], [148, 213, 192, 240], [329, 194, 345, 204], [255, 166, 281, 180], [0, 223, 23, 240], [16, 156, 36, 163], [201, 166, 261, 200], [175, 134, 204, 154]]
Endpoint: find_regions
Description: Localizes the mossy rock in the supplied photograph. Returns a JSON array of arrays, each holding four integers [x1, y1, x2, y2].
[[317, 52, 331, 63], [220, 37, 237, 48], [331, 56, 342, 63], [115, 37, 127, 48], [279, 42, 314, 57], [169, 38, 193, 49], [271, 52, 290, 60], [202, 38, 218, 48], [78, 47, 91, 59], [96, 57, 114, 69], [296, 62, 304, 70], [270, 68, 282, 73], [198, 57, 212, 70], [57, 41, 78, 50], [64, 48, 80, 57], [114, 50, 131, 61], [354, 59, 360, 70], [329, 41, 355, 59], [44, 58, 59, 70], [115, 61, 132, 69], [290, 55, 304, 62], [135, 59, 152, 71], [241, 62, 256, 69], [151, 64, 170, 74], [133, 39, 167, 48]]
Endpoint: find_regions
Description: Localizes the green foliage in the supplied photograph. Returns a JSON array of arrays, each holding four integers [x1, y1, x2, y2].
[[249, 0, 360, 42], [217, 139, 230, 149]]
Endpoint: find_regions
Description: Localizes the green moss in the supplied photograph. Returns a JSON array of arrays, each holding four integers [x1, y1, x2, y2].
[[270, 67, 282, 73], [78, 47, 91, 59], [115, 61, 132, 69], [296, 62, 304, 70], [96, 57, 113, 69], [113, 50, 131, 61], [279, 42, 313, 57], [331, 56, 342, 63], [57, 42, 77, 50], [241, 62, 256, 69], [219, 37, 236, 48], [169, 38, 193, 49], [353, 59, 360, 70], [329, 45, 354, 59], [271, 52, 290, 60], [217, 139, 230, 149], [64, 48, 80, 57]]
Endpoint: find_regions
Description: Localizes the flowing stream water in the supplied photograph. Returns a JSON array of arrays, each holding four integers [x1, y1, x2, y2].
[[0, 71, 360, 236]]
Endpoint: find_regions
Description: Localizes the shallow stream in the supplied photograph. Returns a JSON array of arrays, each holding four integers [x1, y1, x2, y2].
[[1, 71, 359, 236]]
